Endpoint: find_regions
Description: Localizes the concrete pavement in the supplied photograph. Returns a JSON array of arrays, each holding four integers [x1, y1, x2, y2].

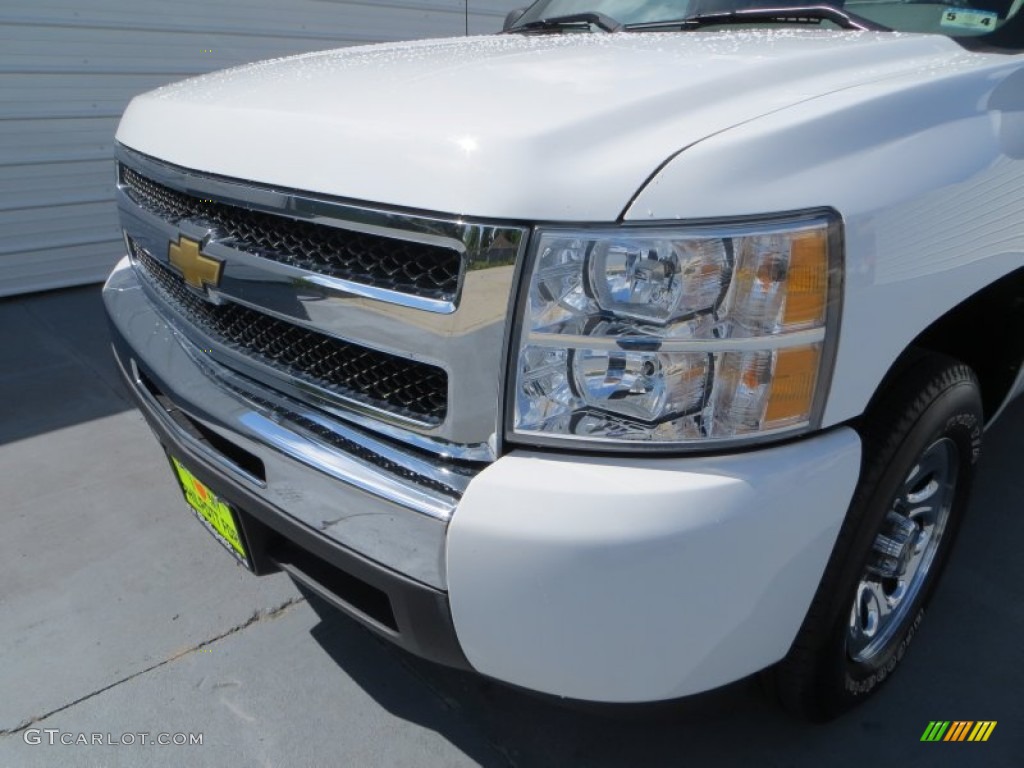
[[1, 285, 1021, 767]]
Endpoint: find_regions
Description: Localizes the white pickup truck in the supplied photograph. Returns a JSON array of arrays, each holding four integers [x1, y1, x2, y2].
[[103, 0, 1024, 720]]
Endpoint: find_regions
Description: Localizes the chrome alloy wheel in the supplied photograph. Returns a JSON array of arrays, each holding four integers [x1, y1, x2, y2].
[[847, 437, 959, 664]]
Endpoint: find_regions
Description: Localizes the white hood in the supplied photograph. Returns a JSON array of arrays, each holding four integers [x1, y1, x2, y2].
[[117, 30, 965, 221]]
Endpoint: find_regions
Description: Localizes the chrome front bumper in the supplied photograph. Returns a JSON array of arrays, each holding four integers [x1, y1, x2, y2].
[[103, 255, 458, 592]]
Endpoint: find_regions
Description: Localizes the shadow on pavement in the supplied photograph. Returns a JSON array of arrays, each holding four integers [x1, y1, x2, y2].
[[0, 285, 131, 445]]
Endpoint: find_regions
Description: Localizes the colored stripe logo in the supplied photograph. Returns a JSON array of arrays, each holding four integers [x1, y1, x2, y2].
[[921, 721, 997, 742]]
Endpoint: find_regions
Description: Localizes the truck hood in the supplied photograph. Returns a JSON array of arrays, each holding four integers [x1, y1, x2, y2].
[[117, 31, 968, 221]]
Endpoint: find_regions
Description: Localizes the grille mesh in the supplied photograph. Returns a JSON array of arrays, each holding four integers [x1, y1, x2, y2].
[[131, 242, 447, 425], [121, 165, 462, 302]]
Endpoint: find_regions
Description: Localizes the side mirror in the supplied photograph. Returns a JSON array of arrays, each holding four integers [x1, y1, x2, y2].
[[503, 7, 528, 31]]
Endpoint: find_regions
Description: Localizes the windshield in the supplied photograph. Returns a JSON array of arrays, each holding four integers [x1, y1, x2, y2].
[[513, 0, 1024, 41]]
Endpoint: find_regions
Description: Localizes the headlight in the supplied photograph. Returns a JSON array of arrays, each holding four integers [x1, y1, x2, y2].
[[508, 211, 841, 450]]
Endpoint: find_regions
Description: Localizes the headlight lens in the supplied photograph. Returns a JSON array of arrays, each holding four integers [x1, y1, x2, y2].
[[509, 213, 840, 448]]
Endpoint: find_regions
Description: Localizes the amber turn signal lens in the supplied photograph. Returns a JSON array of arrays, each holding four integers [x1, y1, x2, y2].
[[783, 230, 828, 329], [765, 345, 821, 426]]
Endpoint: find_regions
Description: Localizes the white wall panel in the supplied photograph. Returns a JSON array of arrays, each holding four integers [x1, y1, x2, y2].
[[0, 0, 513, 297]]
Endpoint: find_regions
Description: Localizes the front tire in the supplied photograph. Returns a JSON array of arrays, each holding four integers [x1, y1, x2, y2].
[[774, 353, 983, 720]]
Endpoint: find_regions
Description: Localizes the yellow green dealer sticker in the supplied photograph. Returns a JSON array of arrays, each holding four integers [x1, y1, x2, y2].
[[171, 457, 248, 564]]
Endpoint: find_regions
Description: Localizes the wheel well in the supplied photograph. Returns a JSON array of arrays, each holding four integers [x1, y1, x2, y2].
[[871, 267, 1024, 422]]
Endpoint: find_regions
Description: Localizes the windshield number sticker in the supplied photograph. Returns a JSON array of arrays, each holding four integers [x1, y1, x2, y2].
[[940, 8, 998, 30]]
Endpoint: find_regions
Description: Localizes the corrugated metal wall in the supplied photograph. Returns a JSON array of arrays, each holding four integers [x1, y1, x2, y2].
[[0, 0, 514, 297]]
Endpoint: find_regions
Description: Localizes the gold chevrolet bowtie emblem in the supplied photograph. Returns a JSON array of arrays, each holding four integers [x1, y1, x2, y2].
[[168, 235, 224, 291]]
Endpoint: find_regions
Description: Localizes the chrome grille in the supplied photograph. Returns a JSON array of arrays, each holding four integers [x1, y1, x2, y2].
[[131, 242, 448, 425], [121, 165, 463, 302], [116, 144, 528, 459]]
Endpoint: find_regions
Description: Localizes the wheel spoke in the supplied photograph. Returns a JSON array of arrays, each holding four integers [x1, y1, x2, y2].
[[906, 479, 939, 504], [868, 579, 893, 619]]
